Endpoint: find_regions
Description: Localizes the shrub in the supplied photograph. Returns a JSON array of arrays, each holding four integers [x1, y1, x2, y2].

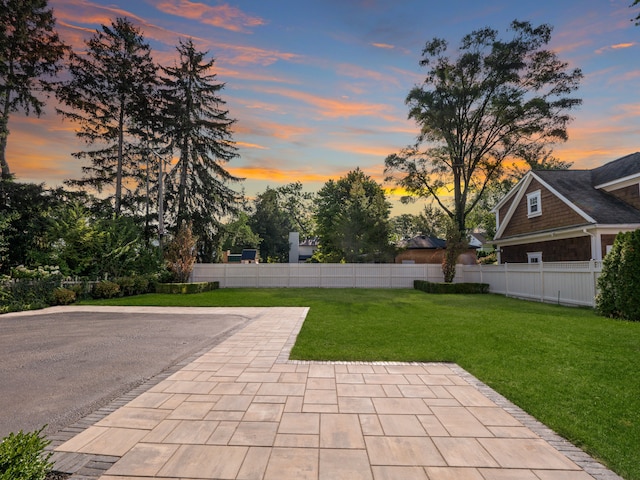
[[596, 229, 640, 321], [477, 252, 497, 265], [92, 280, 120, 299], [164, 223, 197, 283], [414, 280, 489, 294], [65, 281, 91, 301], [155, 281, 219, 294], [114, 276, 136, 297], [0, 427, 54, 480], [132, 275, 150, 295], [53, 287, 76, 305]]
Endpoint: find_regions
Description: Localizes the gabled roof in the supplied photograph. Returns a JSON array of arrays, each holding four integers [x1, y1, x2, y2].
[[493, 153, 640, 240], [468, 231, 488, 245], [534, 169, 640, 224], [592, 151, 640, 187], [400, 235, 446, 249]]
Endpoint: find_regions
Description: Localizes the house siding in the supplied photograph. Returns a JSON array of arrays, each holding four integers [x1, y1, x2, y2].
[[501, 179, 586, 238], [498, 202, 513, 229], [607, 184, 640, 210], [500, 236, 591, 263], [395, 248, 478, 265], [395, 249, 445, 264]]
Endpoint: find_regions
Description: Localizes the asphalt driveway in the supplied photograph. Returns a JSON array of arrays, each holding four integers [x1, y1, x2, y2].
[[0, 307, 250, 439]]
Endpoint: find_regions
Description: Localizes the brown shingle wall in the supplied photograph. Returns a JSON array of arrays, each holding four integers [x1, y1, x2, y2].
[[395, 249, 445, 264], [394, 249, 478, 264], [500, 236, 591, 263], [501, 179, 585, 237], [607, 184, 640, 210]]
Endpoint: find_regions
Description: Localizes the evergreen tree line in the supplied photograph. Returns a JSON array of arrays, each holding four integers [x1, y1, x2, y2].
[[2, 4, 241, 265]]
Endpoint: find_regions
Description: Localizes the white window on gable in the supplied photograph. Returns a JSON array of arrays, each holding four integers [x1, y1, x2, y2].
[[527, 190, 542, 218], [527, 252, 542, 264]]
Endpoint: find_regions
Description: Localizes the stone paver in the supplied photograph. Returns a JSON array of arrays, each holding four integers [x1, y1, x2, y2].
[[51, 307, 622, 480]]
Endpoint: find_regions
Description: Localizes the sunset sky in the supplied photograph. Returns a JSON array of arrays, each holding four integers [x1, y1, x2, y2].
[[7, 0, 640, 214]]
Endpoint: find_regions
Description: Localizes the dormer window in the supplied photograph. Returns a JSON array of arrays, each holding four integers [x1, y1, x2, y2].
[[527, 190, 542, 218]]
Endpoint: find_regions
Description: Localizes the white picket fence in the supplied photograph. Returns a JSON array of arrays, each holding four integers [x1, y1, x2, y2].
[[192, 263, 445, 289], [191, 261, 603, 307], [459, 261, 602, 307]]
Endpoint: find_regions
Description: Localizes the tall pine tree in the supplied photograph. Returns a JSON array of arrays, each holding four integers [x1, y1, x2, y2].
[[56, 17, 158, 214], [161, 38, 242, 261], [0, 0, 67, 180]]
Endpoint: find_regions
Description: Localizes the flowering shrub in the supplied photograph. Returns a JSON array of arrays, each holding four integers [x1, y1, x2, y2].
[[0, 266, 63, 313], [10, 265, 61, 279]]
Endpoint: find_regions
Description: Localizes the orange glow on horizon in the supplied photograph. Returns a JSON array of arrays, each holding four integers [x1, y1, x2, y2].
[[228, 166, 334, 183]]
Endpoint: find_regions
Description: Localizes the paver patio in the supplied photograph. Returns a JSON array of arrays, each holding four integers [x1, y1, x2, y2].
[[51, 307, 620, 480]]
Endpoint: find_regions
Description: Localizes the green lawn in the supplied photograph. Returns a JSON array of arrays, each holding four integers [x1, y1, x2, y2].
[[85, 288, 640, 479]]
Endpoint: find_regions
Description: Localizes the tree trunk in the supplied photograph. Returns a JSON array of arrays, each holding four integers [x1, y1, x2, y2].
[[0, 89, 12, 180], [115, 98, 125, 214], [442, 220, 467, 283], [177, 142, 189, 226], [443, 161, 468, 282]]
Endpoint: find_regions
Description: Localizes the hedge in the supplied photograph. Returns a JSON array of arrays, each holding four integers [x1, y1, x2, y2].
[[154, 281, 220, 294], [414, 280, 490, 294]]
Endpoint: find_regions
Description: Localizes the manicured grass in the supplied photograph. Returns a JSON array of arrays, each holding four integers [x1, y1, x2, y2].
[[83, 288, 640, 479]]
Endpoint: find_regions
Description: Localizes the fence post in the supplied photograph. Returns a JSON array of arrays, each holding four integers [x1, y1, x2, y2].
[[540, 260, 544, 303], [504, 263, 509, 297], [590, 259, 597, 307], [353, 263, 356, 288]]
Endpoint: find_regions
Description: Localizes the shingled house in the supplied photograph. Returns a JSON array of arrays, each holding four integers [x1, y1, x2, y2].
[[394, 235, 478, 264], [491, 152, 640, 263]]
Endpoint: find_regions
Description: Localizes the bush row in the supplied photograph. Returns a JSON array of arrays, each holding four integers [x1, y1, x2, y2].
[[414, 280, 490, 294], [0, 274, 159, 313], [0, 276, 62, 313], [155, 282, 219, 294]]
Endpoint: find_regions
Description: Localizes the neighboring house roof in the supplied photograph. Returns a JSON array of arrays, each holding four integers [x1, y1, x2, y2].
[[400, 235, 446, 249], [468, 231, 488, 246]]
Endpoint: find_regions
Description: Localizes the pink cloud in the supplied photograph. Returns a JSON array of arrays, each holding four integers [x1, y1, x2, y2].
[[371, 42, 395, 49], [336, 63, 400, 87], [212, 42, 302, 66], [595, 42, 637, 54], [234, 119, 314, 142], [252, 86, 395, 120], [154, 1, 265, 33], [236, 141, 268, 150]]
